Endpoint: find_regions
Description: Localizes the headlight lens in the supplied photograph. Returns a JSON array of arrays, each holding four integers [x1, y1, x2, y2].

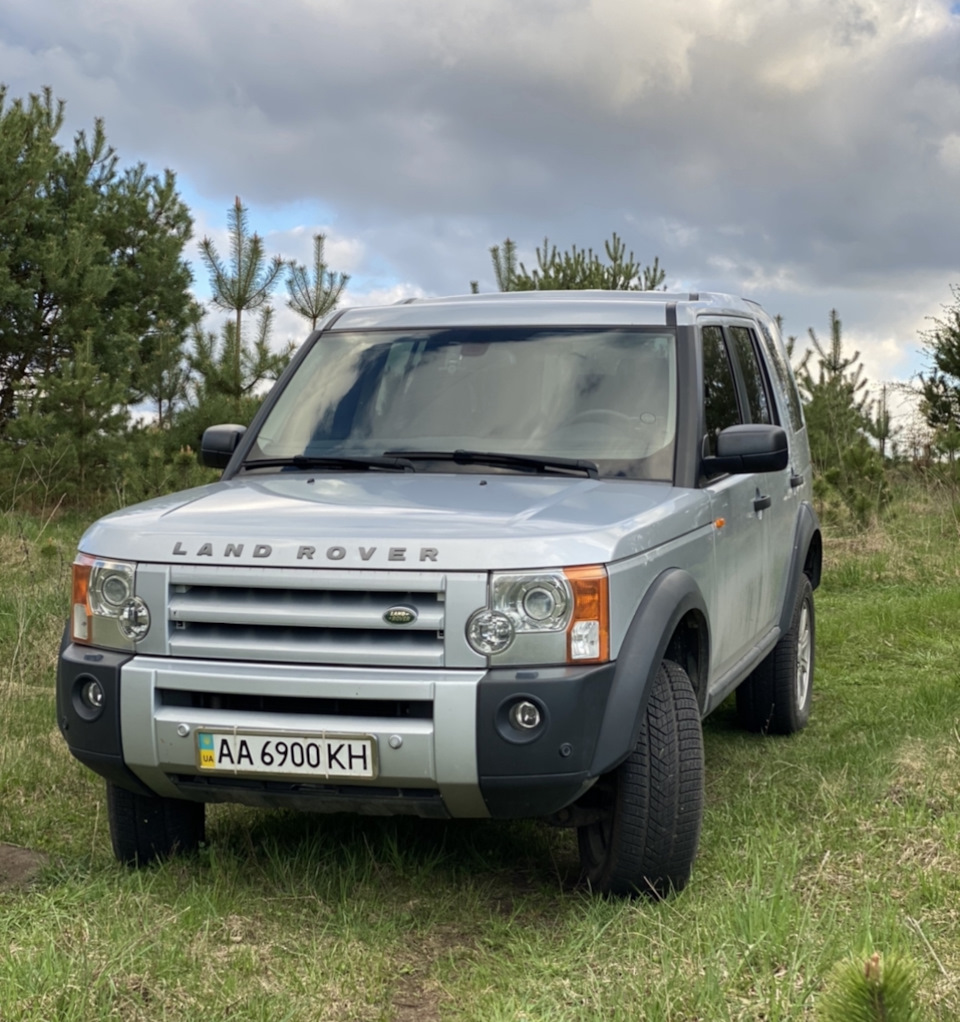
[[491, 573, 572, 633], [89, 561, 134, 615], [72, 555, 149, 651], [466, 566, 608, 664]]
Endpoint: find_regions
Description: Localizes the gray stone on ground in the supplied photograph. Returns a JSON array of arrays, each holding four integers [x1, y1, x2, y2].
[[0, 843, 47, 891]]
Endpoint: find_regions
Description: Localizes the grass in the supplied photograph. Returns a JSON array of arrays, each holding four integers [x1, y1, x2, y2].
[[1, 486, 959, 1020]]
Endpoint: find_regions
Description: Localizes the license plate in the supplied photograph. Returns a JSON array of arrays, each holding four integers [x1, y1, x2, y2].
[[196, 731, 377, 779]]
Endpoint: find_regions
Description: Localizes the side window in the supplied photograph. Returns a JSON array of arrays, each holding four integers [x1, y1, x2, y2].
[[756, 317, 805, 433], [702, 325, 741, 457], [728, 326, 773, 425]]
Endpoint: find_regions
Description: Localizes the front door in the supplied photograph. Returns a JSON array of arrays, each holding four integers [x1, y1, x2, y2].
[[700, 323, 772, 681]]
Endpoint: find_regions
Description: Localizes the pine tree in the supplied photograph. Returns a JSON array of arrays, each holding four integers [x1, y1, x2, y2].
[[7, 337, 130, 505], [199, 197, 285, 412], [797, 310, 888, 525], [0, 86, 196, 431], [285, 233, 349, 331], [491, 238, 519, 291], [173, 308, 293, 450], [817, 952, 925, 1022], [473, 233, 665, 292], [867, 384, 898, 460], [137, 318, 192, 430], [797, 310, 872, 471], [918, 284, 960, 455]]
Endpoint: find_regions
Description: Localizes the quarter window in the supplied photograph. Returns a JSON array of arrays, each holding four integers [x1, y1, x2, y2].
[[756, 316, 805, 433]]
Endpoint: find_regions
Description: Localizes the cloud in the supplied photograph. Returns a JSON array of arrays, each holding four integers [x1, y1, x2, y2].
[[2, 0, 959, 382]]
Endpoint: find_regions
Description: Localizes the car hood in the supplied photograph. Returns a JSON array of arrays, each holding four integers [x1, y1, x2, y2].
[[79, 472, 709, 571]]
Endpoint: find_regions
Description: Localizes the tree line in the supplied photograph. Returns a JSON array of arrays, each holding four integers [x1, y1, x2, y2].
[[1, 85, 958, 522], [0, 88, 348, 509]]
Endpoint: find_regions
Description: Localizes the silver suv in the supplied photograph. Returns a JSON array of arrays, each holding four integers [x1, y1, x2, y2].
[[57, 291, 821, 896]]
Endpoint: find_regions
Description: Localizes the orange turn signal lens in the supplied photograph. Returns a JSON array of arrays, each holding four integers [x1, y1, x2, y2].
[[71, 554, 94, 644], [563, 565, 609, 663]]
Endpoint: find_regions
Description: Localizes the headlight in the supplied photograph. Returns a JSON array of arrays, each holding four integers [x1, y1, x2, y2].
[[491, 573, 572, 633], [72, 554, 149, 651], [466, 609, 515, 655], [465, 566, 609, 665]]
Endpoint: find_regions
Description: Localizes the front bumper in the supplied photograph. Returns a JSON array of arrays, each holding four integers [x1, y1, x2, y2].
[[57, 642, 616, 820]]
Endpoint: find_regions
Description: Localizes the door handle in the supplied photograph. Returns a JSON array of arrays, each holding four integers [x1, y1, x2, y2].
[[790, 473, 804, 488], [754, 493, 771, 513]]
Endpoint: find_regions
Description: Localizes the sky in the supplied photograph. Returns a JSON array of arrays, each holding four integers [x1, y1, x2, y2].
[[3, 0, 960, 427]]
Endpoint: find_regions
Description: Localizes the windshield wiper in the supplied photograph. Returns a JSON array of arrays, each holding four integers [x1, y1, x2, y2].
[[384, 449, 598, 479], [242, 455, 415, 472]]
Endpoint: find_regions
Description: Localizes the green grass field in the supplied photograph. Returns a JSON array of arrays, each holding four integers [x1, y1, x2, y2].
[[1, 490, 958, 1020]]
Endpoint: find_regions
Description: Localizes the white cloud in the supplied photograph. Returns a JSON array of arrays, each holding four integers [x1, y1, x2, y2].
[[940, 134, 960, 174], [341, 283, 430, 308], [2, 0, 959, 388]]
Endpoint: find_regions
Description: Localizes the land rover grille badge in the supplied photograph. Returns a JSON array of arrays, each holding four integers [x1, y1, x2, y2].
[[383, 606, 418, 626]]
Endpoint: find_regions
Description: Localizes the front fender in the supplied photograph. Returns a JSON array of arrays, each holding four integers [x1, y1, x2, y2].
[[588, 568, 708, 777]]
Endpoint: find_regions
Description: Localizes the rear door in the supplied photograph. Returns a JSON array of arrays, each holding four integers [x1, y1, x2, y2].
[[752, 308, 813, 612]]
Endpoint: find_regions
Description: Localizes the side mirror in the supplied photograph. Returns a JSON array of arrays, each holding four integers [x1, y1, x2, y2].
[[200, 424, 247, 469], [703, 424, 788, 475]]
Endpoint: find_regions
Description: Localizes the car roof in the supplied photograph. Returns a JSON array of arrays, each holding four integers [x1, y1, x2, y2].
[[326, 291, 762, 331]]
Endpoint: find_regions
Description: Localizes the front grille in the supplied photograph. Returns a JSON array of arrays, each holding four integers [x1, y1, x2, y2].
[[158, 688, 433, 719], [165, 565, 446, 667]]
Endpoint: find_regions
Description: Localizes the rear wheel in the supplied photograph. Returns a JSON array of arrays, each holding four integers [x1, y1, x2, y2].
[[737, 574, 814, 735], [106, 782, 205, 866], [577, 659, 704, 898]]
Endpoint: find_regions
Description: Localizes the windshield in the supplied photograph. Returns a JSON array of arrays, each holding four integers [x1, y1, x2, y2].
[[248, 326, 677, 481]]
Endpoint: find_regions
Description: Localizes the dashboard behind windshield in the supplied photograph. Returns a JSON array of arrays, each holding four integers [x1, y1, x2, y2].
[[249, 326, 677, 481]]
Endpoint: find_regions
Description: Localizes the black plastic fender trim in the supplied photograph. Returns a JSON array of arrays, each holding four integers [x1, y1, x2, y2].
[[70, 748, 155, 796], [56, 631, 150, 794], [588, 568, 708, 778], [776, 502, 822, 636], [480, 773, 594, 819], [476, 663, 615, 780]]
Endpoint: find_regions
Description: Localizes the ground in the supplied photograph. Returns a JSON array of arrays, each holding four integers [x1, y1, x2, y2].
[[0, 843, 47, 892]]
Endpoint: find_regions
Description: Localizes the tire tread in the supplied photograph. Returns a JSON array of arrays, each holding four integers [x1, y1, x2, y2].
[[578, 659, 704, 897], [107, 782, 205, 866], [737, 574, 815, 735]]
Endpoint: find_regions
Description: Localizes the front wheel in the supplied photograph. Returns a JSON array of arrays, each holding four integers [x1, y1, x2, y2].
[[577, 659, 704, 898], [106, 782, 205, 866], [737, 573, 815, 735]]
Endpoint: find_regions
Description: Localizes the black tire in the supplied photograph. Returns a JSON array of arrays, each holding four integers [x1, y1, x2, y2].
[[737, 573, 814, 735], [106, 782, 205, 866], [577, 659, 704, 898]]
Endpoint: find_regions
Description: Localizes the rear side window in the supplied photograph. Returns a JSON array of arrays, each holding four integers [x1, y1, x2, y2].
[[701, 325, 740, 456], [756, 316, 805, 433], [728, 326, 772, 425]]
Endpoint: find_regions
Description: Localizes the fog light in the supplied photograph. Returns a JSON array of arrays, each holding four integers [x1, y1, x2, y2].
[[80, 678, 104, 711], [508, 700, 541, 731]]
